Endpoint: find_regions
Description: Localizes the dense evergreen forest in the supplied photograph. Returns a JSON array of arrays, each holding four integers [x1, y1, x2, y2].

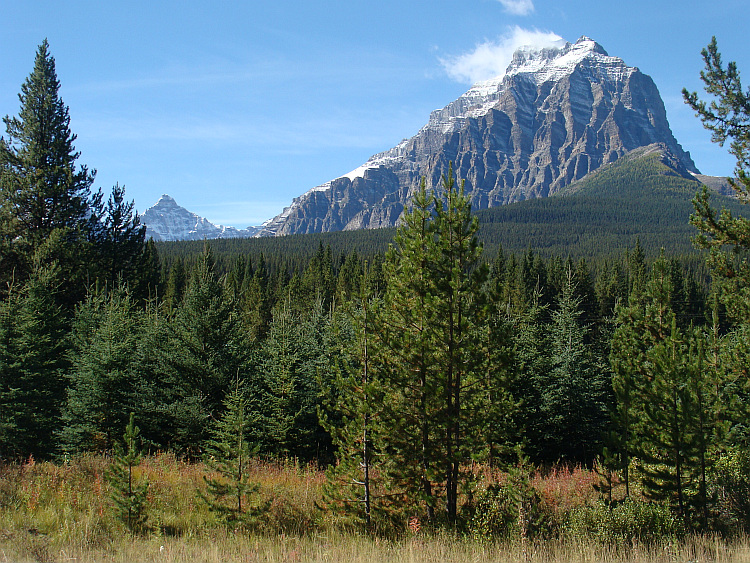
[[2, 39, 750, 533], [154, 146, 746, 281]]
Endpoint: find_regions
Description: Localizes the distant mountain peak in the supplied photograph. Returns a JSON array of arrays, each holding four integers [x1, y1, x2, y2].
[[141, 195, 260, 241]]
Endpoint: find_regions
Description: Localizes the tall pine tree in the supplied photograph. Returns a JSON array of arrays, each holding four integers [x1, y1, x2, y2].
[[370, 168, 498, 526], [0, 40, 96, 292]]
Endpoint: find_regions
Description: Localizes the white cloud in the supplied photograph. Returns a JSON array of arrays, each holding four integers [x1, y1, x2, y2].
[[498, 0, 535, 16], [440, 26, 565, 84]]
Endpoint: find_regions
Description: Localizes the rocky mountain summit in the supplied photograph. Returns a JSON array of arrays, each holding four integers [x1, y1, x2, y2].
[[258, 36, 698, 237], [141, 195, 260, 241]]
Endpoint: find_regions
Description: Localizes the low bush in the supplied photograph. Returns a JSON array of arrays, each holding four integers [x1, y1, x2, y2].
[[469, 472, 556, 541], [712, 447, 750, 534], [564, 498, 685, 545]]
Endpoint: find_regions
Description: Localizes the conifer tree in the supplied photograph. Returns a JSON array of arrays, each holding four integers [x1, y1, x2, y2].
[[0, 40, 96, 288], [371, 180, 441, 521], [507, 290, 549, 462], [253, 297, 301, 455], [319, 285, 381, 530], [136, 238, 161, 301], [106, 412, 149, 534], [199, 378, 267, 528], [254, 294, 331, 459], [162, 257, 186, 314], [611, 257, 720, 524], [683, 36, 750, 464], [95, 183, 148, 292], [0, 241, 67, 458], [430, 165, 489, 523], [61, 285, 143, 453], [370, 168, 496, 525], [130, 296, 186, 451], [240, 253, 271, 342], [165, 243, 245, 451], [536, 268, 609, 463], [684, 37, 750, 322], [0, 280, 24, 458], [481, 287, 516, 466]]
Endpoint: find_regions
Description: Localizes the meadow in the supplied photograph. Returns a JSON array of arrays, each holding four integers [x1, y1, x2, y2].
[[1, 455, 748, 563]]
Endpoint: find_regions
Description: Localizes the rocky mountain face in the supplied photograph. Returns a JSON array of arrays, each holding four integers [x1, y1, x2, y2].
[[141, 195, 260, 241], [258, 37, 698, 237]]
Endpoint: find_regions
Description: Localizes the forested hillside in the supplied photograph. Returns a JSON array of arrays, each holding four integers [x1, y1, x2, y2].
[[476, 145, 746, 258]]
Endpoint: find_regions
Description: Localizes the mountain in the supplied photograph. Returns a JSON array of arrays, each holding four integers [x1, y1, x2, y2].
[[141, 195, 261, 242], [155, 146, 745, 273], [257, 36, 698, 237]]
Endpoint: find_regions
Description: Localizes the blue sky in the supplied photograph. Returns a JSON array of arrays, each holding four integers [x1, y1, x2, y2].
[[1, 0, 748, 228]]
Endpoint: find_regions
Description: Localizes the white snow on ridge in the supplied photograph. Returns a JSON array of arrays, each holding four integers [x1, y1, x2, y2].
[[453, 37, 633, 122], [302, 37, 621, 197], [300, 146, 408, 199], [141, 194, 261, 241]]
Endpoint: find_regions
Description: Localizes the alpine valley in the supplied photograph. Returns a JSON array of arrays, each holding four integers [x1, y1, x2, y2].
[[143, 36, 733, 242]]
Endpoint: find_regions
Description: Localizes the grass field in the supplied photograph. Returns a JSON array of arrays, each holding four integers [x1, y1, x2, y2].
[[1, 454, 747, 563]]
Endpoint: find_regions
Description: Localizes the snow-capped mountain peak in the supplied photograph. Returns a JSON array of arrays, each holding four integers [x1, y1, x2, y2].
[[141, 195, 261, 241], [256, 35, 697, 237]]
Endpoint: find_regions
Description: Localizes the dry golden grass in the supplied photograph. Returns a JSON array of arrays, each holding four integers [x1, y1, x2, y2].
[[3, 532, 750, 563], [0, 455, 747, 563]]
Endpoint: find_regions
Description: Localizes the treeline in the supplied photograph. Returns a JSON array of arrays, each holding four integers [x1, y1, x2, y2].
[[153, 150, 747, 275]]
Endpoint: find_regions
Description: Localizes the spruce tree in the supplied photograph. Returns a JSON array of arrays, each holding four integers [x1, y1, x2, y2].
[[106, 412, 149, 534], [162, 257, 187, 314], [95, 183, 148, 292], [165, 243, 245, 451], [0, 40, 96, 289], [253, 297, 301, 455], [199, 378, 267, 528], [0, 242, 67, 459], [536, 268, 609, 464], [254, 293, 331, 460], [61, 285, 143, 453], [507, 290, 549, 462]]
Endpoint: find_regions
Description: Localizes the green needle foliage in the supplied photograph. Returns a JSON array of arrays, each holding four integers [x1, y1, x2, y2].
[[0, 39, 96, 296], [106, 412, 149, 535], [0, 246, 67, 459], [61, 284, 143, 453], [368, 167, 503, 526], [684, 36, 750, 323], [319, 280, 384, 532], [611, 257, 721, 526], [199, 378, 268, 529]]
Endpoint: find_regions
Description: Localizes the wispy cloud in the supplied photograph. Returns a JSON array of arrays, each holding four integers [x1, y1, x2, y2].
[[498, 0, 535, 16], [440, 26, 565, 84], [73, 107, 412, 152]]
